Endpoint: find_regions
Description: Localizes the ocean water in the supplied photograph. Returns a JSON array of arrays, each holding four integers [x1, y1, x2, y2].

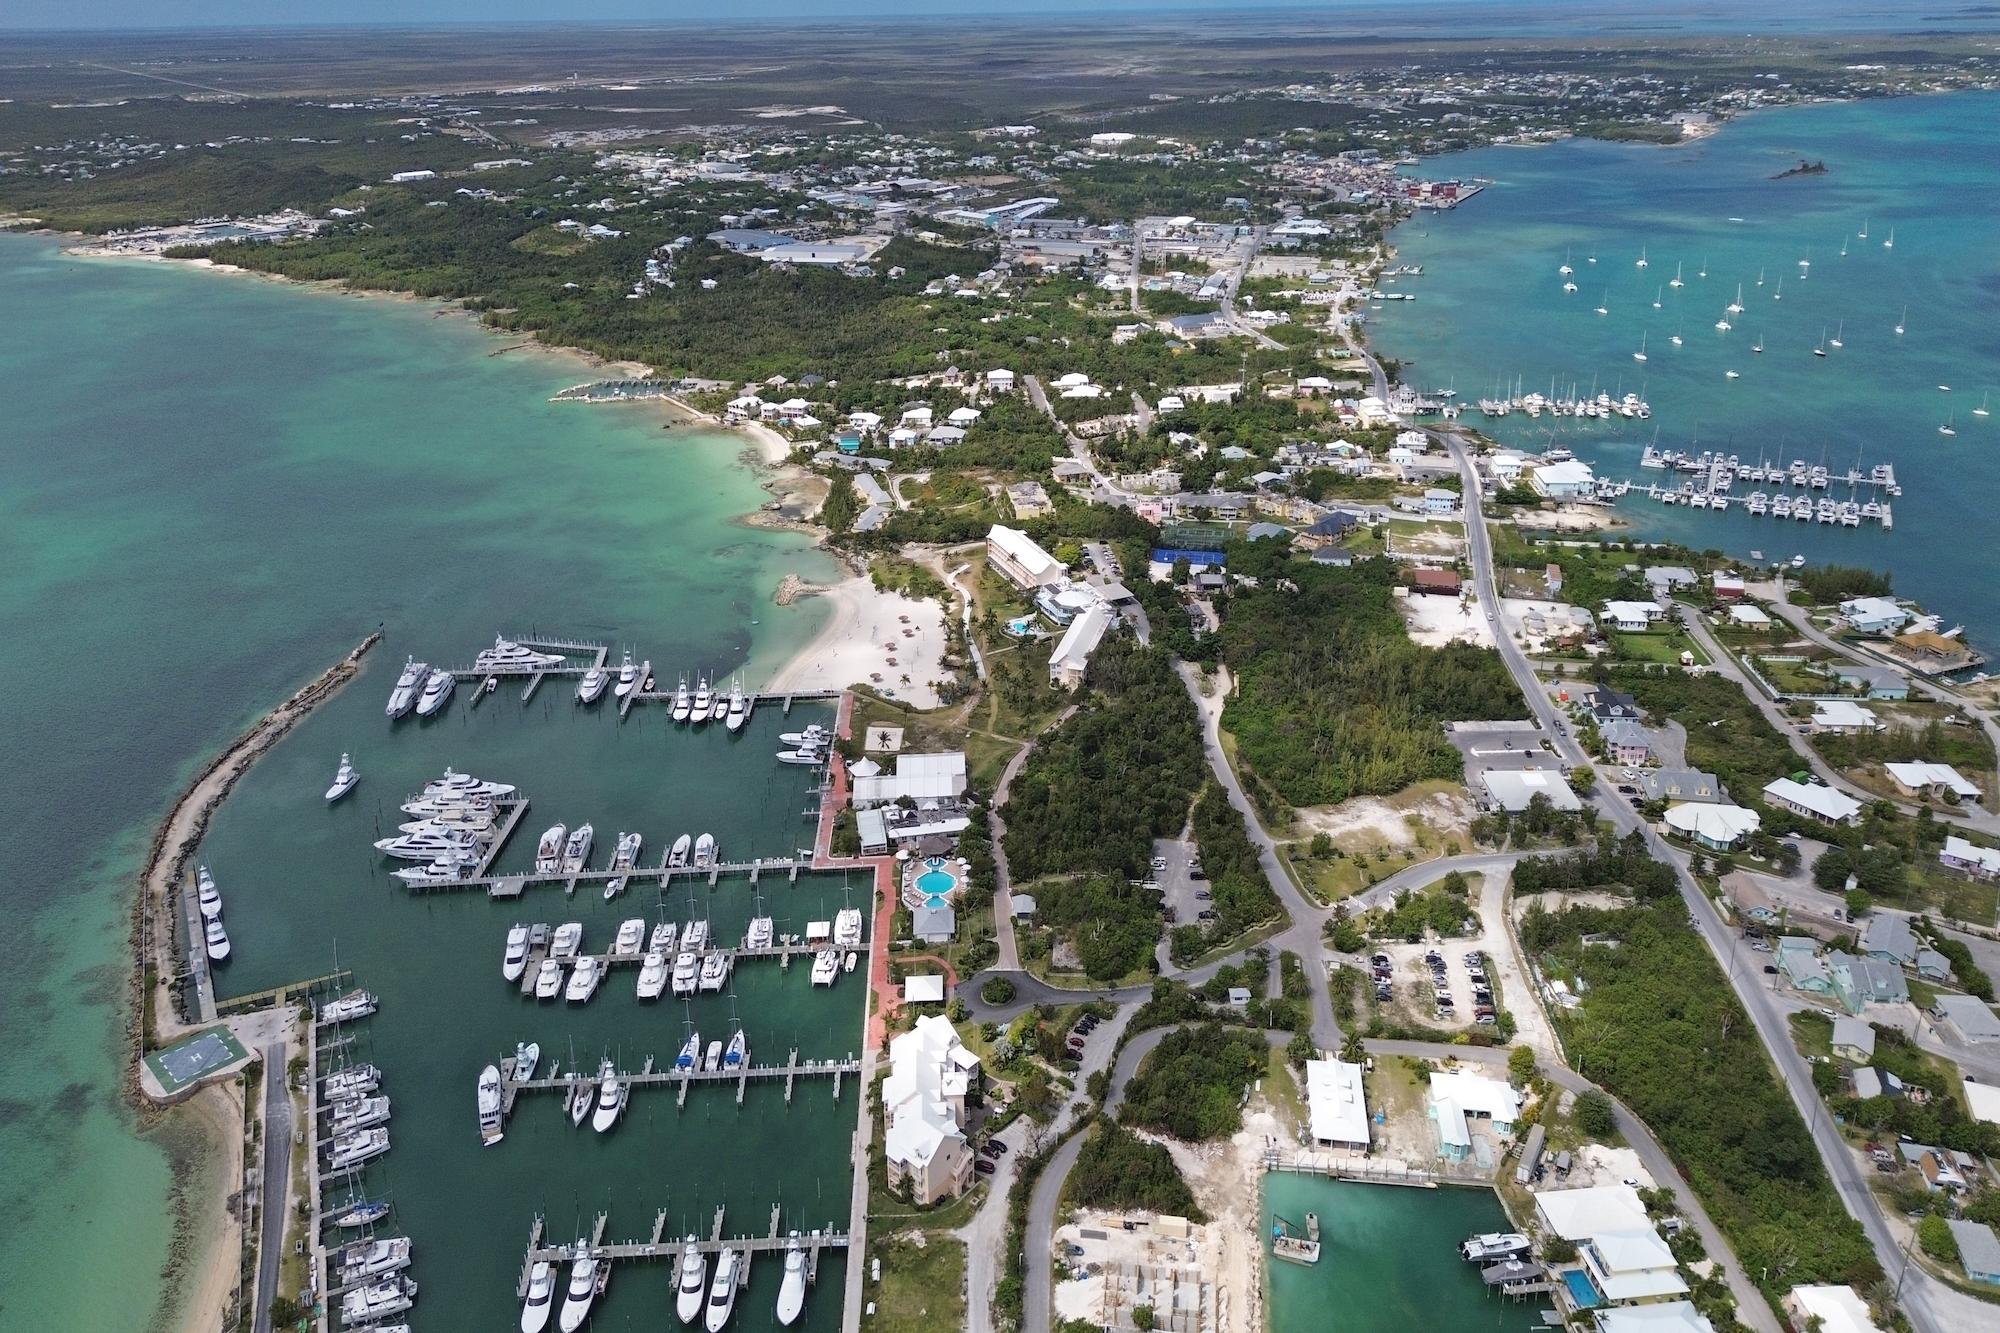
[[1263, 1175, 1538, 1332], [0, 232, 848, 1327], [1371, 91, 2000, 650]]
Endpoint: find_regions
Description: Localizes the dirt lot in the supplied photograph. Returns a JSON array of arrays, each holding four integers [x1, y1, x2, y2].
[[1289, 782, 1476, 851], [1399, 589, 1494, 648], [1365, 936, 1490, 1034]]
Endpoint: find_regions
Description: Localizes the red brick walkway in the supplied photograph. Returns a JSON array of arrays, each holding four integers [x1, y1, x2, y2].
[[809, 691, 899, 1053]]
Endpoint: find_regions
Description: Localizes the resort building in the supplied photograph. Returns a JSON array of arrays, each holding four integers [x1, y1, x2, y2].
[[1048, 602, 1114, 690], [852, 751, 968, 808], [986, 524, 1066, 590], [882, 1015, 981, 1205], [1663, 802, 1760, 850], [1941, 835, 2000, 881], [1761, 778, 1862, 827], [1007, 480, 1054, 519], [1884, 762, 1981, 803], [1784, 1283, 1887, 1333], [1304, 1059, 1370, 1152]]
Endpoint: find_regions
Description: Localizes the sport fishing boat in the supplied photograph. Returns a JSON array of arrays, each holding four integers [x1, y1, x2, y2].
[[414, 667, 456, 717], [502, 924, 531, 981], [558, 1252, 599, 1332], [779, 724, 827, 747], [671, 675, 693, 723], [478, 1065, 504, 1145], [612, 918, 646, 956], [520, 1261, 556, 1333], [724, 679, 749, 733], [576, 666, 609, 705], [536, 824, 568, 875], [197, 865, 223, 921], [675, 1239, 708, 1325], [693, 833, 717, 868], [613, 651, 641, 701], [668, 833, 693, 868], [535, 959, 565, 1000], [775, 744, 828, 766], [691, 675, 715, 723], [590, 1059, 627, 1133], [560, 823, 594, 875], [476, 636, 567, 672], [384, 657, 428, 718], [325, 753, 360, 803], [515, 1041, 541, 1079], [675, 1031, 702, 1071], [724, 1029, 747, 1070], [705, 1248, 740, 1333], [637, 951, 669, 1000], [564, 956, 603, 1003], [776, 1235, 807, 1325]]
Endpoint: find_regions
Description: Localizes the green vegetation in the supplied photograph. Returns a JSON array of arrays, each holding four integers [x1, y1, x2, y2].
[[1814, 718, 1996, 789], [1004, 639, 1203, 882], [1809, 812, 2000, 924], [1612, 667, 1799, 797], [1029, 878, 1161, 982], [1793, 1013, 2000, 1154], [1521, 895, 1883, 1302], [868, 1233, 968, 1333], [1172, 783, 1282, 960], [1795, 564, 1893, 606], [1120, 1024, 1270, 1141], [1065, 1118, 1203, 1218], [981, 976, 1017, 1006], [1368, 870, 1479, 940], [1219, 559, 1524, 806]]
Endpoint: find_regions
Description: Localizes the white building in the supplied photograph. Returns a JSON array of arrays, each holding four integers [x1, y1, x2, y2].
[[1763, 777, 1862, 826], [986, 368, 1017, 391], [1784, 1285, 1886, 1333], [1941, 835, 2000, 880], [882, 1015, 981, 1204], [987, 524, 1066, 590], [1810, 699, 1879, 732], [1481, 769, 1582, 813], [1601, 600, 1665, 631], [1048, 603, 1114, 690], [1664, 802, 1760, 850], [1597, 1303, 1713, 1333], [388, 169, 437, 183], [1305, 1059, 1370, 1150], [1531, 459, 1597, 498], [1427, 1068, 1521, 1159], [1885, 762, 1981, 802], [1536, 1183, 1651, 1240], [852, 751, 968, 808]]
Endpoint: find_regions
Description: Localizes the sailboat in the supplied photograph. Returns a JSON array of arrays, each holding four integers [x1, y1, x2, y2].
[[1829, 321, 1844, 350], [1858, 218, 1870, 239], [1636, 247, 1648, 269], [1559, 247, 1573, 277], [1652, 286, 1662, 309], [1772, 275, 1783, 301], [1586, 252, 1597, 264], [1939, 415, 1956, 438], [1725, 369, 1740, 380], [1727, 283, 1744, 315], [1698, 256, 1708, 278], [1755, 266, 1764, 287], [1670, 329, 1684, 347], [1752, 334, 1763, 354], [1714, 310, 1732, 332], [1562, 279, 1578, 293], [1840, 236, 1848, 257], [1895, 305, 1907, 337], [1798, 250, 1811, 276], [1594, 291, 1609, 316], [1813, 327, 1828, 358], [1668, 261, 1684, 289], [1633, 333, 1648, 363], [1883, 227, 1894, 250], [1975, 393, 1991, 419]]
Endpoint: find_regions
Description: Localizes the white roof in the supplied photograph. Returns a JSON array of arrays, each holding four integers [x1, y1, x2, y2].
[[1055, 372, 1091, 387], [1664, 802, 1760, 843], [1812, 699, 1877, 728], [1304, 1059, 1370, 1145], [987, 524, 1065, 583], [1944, 835, 2000, 876], [1963, 1077, 2000, 1125], [1787, 1285, 1885, 1333], [902, 975, 946, 1003], [986, 367, 1016, 381], [1841, 595, 1905, 622], [1598, 1303, 1713, 1333], [853, 750, 968, 806], [1763, 778, 1862, 823], [1049, 603, 1113, 678], [1728, 604, 1772, 625], [1535, 1183, 1650, 1240], [1427, 1069, 1519, 1122], [1603, 599, 1664, 623], [1481, 769, 1582, 813], [1887, 762, 1980, 799], [1533, 459, 1595, 485], [883, 1014, 977, 1171]]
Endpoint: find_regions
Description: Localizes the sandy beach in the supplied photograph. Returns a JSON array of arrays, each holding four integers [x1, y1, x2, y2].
[[764, 572, 952, 708]]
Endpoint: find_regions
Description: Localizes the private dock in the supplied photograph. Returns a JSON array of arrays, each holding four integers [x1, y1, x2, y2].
[[497, 1047, 859, 1120], [406, 854, 814, 897], [512, 938, 833, 996], [422, 636, 840, 715], [516, 1204, 848, 1299]]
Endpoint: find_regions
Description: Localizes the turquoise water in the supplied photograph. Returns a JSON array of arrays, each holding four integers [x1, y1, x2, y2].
[[1371, 91, 2000, 650], [1263, 1175, 1539, 1332], [0, 232, 848, 1326], [916, 869, 957, 896], [1562, 1266, 1603, 1308]]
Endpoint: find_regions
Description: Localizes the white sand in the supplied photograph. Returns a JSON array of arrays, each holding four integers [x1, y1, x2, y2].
[[1400, 591, 1494, 648], [764, 576, 950, 707]]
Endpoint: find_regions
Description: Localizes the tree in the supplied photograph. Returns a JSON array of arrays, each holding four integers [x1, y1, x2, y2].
[[268, 1297, 303, 1327], [1340, 1031, 1365, 1064], [1575, 1089, 1617, 1138], [1133, 1305, 1157, 1331], [1845, 887, 1873, 920], [1508, 1045, 1538, 1085], [1308, 832, 1334, 859], [1568, 767, 1598, 796], [1917, 1213, 1958, 1264]]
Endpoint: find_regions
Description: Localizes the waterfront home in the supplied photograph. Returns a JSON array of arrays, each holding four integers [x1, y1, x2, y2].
[[1762, 778, 1862, 826], [1828, 951, 1908, 1014], [1490, 452, 1527, 483], [987, 524, 1066, 590], [1946, 1221, 2000, 1286], [1304, 1059, 1370, 1151], [1598, 1303, 1714, 1333], [1831, 1016, 1877, 1063], [1664, 802, 1759, 850], [1427, 1068, 1521, 1160], [1838, 596, 1911, 635], [1636, 769, 1721, 804], [1885, 762, 1981, 803], [1785, 1286, 1886, 1333], [1941, 835, 2000, 881], [1530, 459, 1596, 498], [1601, 720, 1655, 767], [1481, 769, 1582, 814], [1932, 993, 2000, 1044], [1810, 699, 1880, 733], [1887, 629, 1982, 676], [882, 1016, 980, 1205], [1535, 1184, 1689, 1311], [1048, 603, 1114, 690], [1600, 600, 1664, 632], [1859, 913, 1917, 966], [1834, 664, 1910, 699]]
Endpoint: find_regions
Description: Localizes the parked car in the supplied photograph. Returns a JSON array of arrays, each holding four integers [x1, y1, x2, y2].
[[975, 1158, 996, 1175], [1762, 964, 1778, 975]]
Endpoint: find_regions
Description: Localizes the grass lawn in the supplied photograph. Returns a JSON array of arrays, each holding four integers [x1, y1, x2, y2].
[[868, 1234, 968, 1333], [1787, 1010, 1836, 1061], [1610, 628, 1708, 665], [1486, 521, 1539, 566], [1261, 1047, 1309, 1134], [1905, 866, 2000, 927]]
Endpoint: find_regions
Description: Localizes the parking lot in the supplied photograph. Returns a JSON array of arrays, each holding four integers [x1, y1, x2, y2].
[[1365, 941, 1498, 1033], [1150, 836, 1211, 929]]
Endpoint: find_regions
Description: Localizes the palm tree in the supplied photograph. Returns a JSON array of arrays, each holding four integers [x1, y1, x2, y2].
[[1340, 1031, 1366, 1064]]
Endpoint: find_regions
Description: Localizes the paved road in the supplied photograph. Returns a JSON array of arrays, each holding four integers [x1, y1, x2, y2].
[[252, 1041, 291, 1333]]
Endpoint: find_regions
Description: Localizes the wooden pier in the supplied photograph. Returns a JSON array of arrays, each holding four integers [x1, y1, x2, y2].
[[495, 1047, 858, 1124], [216, 969, 352, 1018], [406, 854, 814, 897], [516, 1204, 847, 1299], [512, 938, 833, 996]]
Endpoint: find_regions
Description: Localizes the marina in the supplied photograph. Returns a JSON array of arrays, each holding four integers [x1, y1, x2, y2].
[[513, 1205, 848, 1312], [492, 1046, 861, 1124]]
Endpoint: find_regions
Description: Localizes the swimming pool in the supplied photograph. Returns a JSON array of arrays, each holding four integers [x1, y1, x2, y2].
[[1560, 1268, 1602, 1310], [916, 869, 956, 896]]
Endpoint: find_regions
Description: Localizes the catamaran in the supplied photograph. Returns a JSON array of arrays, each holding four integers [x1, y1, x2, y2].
[[320, 990, 378, 1024], [1727, 283, 1743, 315], [329, 1094, 390, 1133], [1635, 247, 1648, 269], [637, 951, 669, 1000], [325, 753, 360, 803], [1668, 260, 1683, 288], [323, 1063, 380, 1100], [341, 1276, 416, 1326], [612, 917, 645, 956], [1558, 247, 1573, 276], [385, 657, 428, 718], [1633, 333, 1648, 363], [1829, 321, 1844, 349]]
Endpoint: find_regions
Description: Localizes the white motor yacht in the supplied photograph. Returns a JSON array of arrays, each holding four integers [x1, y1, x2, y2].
[[502, 924, 531, 981], [535, 824, 568, 875], [669, 834, 693, 868], [551, 922, 583, 958], [576, 666, 609, 705], [322, 1064, 379, 1100], [534, 959, 565, 1000], [637, 951, 669, 1000], [558, 1252, 599, 1333], [675, 1239, 707, 1325], [590, 1059, 627, 1133], [478, 1065, 504, 1145], [401, 791, 494, 819], [477, 636, 568, 672], [564, 956, 603, 1003], [775, 746, 826, 766], [385, 657, 428, 718], [375, 830, 481, 862], [614, 651, 641, 701], [611, 830, 642, 870], [414, 667, 456, 717], [691, 676, 714, 723], [561, 823, 594, 875], [204, 918, 231, 962], [521, 1261, 557, 1333], [694, 833, 717, 868], [325, 753, 360, 803], [612, 918, 645, 956], [671, 675, 693, 723], [671, 952, 700, 997], [342, 1276, 416, 1325], [776, 1235, 807, 1326], [196, 866, 223, 921], [705, 1248, 740, 1333], [724, 681, 749, 733], [810, 949, 840, 986], [675, 1031, 702, 1071], [778, 725, 827, 747], [424, 767, 516, 799]]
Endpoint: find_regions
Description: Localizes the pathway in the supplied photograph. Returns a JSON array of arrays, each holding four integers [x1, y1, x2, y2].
[[251, 1041, 290, 1333]]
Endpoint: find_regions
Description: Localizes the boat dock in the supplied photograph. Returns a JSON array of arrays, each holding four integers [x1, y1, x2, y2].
[[424, 636, 840, 714], [405, 854, 815, 897], [512, 939, 833, 995], [516, 1204, 848, 1299], [498, 1047, 860, 1118]]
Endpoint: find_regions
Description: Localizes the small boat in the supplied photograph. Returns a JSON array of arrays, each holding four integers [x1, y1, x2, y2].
[[1814, 327, 1828, 357], [845, 951, 858, 973], [502, 924, 530, 981], [478, 1064, 505, 1145], [342, 1275, 416, 1325], [1650, 286, 1661, 309], [705, 1248, 740, 1333], [1669, 331, 1683, 347], [550, 922, 583, 958], [1272, 1212, 1321, 1265], [1633, 333, 1647, 363], [1561, 280, 1577, 293], [325, 753, 360, 802], [1593, 291, 1608, 316], [675, 1239, 708, 1325], [1753, 336, 1763, 354], [319, 990, 378, 1024], [1940, 417, 1956, 438], [576, 667, 609, 705], [1461, 1232, 1532, 1262], [676, 1031, 702, 1071], [414, 667, 456, 717], [331, 1198, 390, 1229], [614, 651, 641, 701], [515, 1041, 541, 1078], [669, 833, 693, 868], [1725, 370, 1740, 380], [612, 918, 645, 956], [196, 865, 223, 921], [1973, 393, 1990, 418], [1635, 248, 1647, 269], [1559, 247, 1573, 276], [637, 951, 669, 1000], [1727, 283, 1743, 314], [1895, 304, 1907, 336], [725, 1029, 747, 1069], [521, 1260, 557, 1333], [776, 1234, 807, 1325], [1883, 227, 1894, 249], [1668, 260, 1683, 288], [385, 657, 428, 718], [1829, 320, 1844, 349], [535, 960, 565, 1000], [535, 824, 567, 875], [591, 1059, 626, 1133], [560, 823, 594, 875], [564, 956, 603, 1003], [703, 1039, 723, 1072], [559, 1252, 598, 1332], [693, 833, 717, 868], [775, 746, 827, 766]]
